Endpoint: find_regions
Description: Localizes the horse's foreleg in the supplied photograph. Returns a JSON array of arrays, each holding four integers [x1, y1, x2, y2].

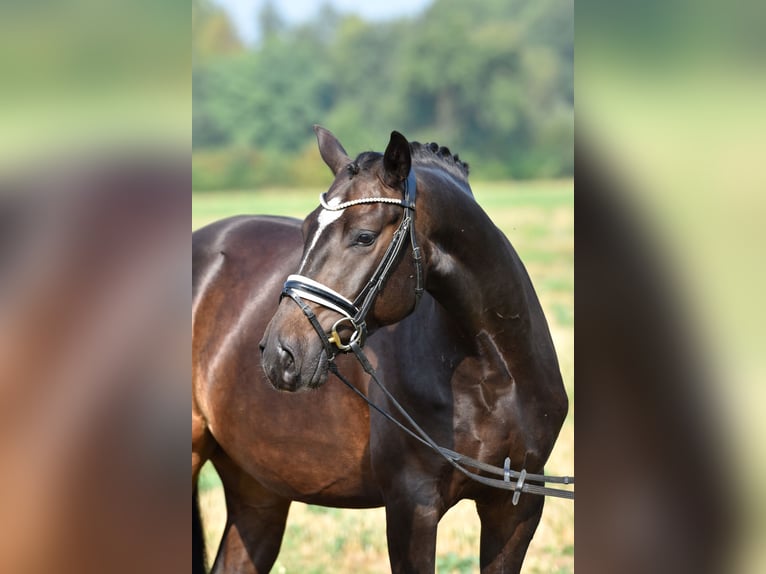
[[476, 491, 544, 574], [211, 497, 290, 574], [211, 455, 291, 574], [385, 503, 440, 573], [383, 478, 444, 574]]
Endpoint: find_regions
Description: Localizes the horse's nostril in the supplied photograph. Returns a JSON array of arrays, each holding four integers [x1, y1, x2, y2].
[[275, 340, 299, 386], [277, 341, 294, 367]]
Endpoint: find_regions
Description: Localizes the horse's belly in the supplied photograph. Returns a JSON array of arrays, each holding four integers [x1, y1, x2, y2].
[[208, 378, 384, 508], [248, 446, 384, 508]]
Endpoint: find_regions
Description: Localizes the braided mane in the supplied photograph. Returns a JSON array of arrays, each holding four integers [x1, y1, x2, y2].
[[410, 141, 470, 180], [347, 141, 470, 183]]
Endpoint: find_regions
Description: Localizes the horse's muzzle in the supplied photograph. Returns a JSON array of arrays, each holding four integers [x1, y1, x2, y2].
[[259, 330, 329, 392]]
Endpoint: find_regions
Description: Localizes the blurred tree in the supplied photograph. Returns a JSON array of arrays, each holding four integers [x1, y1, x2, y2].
[[398, 0, 573, 176], [257, 0, 286, 43], [193, 0, 243, 63], [192, 0, 573, 186]]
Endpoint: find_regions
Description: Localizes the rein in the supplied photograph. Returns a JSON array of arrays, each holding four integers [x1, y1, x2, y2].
[[331, 343, 574, 504], [280, 168, 574, 504]]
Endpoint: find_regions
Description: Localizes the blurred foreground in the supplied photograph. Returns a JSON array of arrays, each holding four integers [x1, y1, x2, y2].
[[0, 1, 189, 572], [0, 150, 189, 573], [577, 0, 766, 572]]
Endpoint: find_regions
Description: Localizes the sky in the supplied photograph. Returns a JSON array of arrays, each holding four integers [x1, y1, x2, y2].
[[212, 0, 433, 44]]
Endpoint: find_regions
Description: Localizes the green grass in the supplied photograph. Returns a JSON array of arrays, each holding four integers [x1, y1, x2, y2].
[[192, 188, 320, 230], [194, 179, 573, 573]]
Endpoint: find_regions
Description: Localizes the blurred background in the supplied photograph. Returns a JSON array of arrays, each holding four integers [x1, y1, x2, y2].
[[0, 2, 188, 573], [578, 0, 766, 573], [0, 0, 189, 168]]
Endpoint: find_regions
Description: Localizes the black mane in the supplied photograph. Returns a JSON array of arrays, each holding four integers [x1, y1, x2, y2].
[[410, 141, 470, 180], [348, 141, 470, 181]]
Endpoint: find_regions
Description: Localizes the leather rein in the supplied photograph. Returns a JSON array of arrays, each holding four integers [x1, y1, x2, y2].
[[281, 169, 574, 504]]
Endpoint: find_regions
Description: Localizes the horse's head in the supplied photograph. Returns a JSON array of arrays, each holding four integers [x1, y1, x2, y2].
[[260, 126, 424, 391]]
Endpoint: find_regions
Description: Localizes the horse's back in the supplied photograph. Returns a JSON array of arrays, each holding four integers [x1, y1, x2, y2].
[[193, 215, 302, 301]]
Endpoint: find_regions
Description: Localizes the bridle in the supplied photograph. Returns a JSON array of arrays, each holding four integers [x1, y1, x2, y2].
[[281, 168, 422, 359], [279, 167, 574, 503]]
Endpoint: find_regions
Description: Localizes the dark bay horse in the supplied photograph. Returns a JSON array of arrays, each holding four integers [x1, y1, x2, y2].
[[192, 127, 569, 573]]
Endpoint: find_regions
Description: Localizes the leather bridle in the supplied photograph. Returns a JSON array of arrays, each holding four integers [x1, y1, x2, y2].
[[281, 168, 422, 359]]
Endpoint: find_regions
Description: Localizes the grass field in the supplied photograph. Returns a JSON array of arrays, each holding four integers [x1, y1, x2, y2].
[[193, 179, 573, 573]]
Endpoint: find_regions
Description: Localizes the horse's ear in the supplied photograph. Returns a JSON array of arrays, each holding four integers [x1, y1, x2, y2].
[[314, 125, 350, 175], [383, 131, 412, 187]]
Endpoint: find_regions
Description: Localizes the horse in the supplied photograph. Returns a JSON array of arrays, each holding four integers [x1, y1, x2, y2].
[[192, 126, 569, 573]]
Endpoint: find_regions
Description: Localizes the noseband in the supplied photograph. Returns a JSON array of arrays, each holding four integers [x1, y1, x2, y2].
[[281, 169, 422, 359]]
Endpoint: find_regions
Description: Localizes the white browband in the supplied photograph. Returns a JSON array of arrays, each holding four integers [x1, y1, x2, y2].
[[319, 193, 410, 211]]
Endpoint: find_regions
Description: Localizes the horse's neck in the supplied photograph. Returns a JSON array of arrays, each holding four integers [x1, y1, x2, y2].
[[423, 188, 555, 387]]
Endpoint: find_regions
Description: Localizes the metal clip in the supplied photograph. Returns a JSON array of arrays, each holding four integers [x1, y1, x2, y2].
[[503, 457, 511, 483], [512, 469, 527, 506]]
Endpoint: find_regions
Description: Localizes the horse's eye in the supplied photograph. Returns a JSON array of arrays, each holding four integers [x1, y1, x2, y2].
[[354, 231, 377, 246]]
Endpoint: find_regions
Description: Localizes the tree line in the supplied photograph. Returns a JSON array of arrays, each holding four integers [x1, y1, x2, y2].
[[192, 0, 572, 189]]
